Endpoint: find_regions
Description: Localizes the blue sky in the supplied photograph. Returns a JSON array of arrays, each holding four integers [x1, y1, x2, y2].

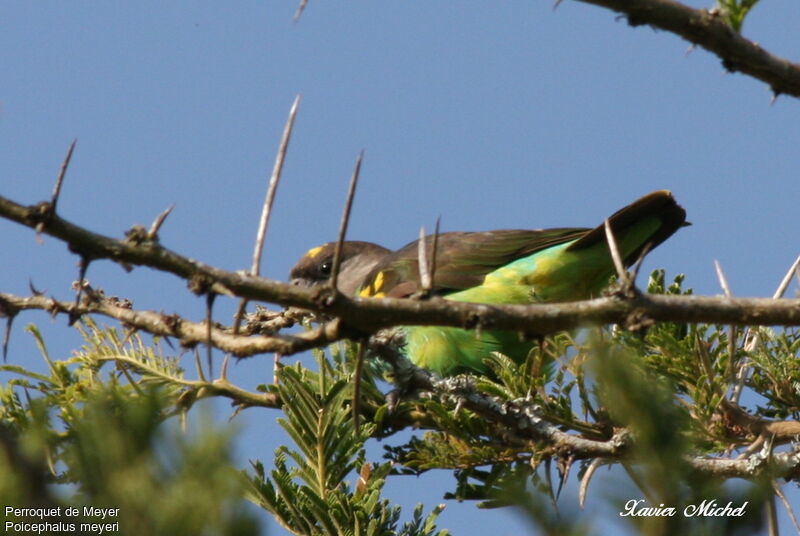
[[2, 2, 799, 535]]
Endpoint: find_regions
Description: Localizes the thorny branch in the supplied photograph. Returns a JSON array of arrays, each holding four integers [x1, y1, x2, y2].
[[292, 0, 800, 99], [370, 340, 800, 484], [329, 151, 363, 292], [0, 291, 342, 358], [1, 194, 799, 343], [572, 0, 800, 99], [232, 94, 300, 333], [432, 375, 800, 480]]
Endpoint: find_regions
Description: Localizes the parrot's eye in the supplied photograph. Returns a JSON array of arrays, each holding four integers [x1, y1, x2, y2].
[[320, 260, 333, 276]]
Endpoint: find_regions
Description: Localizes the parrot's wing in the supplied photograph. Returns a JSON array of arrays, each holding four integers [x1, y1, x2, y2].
[[359, 228, 589, 298]]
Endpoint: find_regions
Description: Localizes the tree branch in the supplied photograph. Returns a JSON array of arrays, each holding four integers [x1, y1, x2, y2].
[[575, 0, 800, 98], [91, 353, 282, 410], [409, 374, 800, 481], [1, 194, 799, 340], [0, 291, 343, 358]]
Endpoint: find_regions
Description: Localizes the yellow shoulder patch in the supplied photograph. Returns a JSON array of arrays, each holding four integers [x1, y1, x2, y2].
[[359, 271, 386, 298]]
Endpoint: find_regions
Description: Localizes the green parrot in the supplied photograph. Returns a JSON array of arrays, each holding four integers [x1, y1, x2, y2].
[[290, 190, 687, 376]]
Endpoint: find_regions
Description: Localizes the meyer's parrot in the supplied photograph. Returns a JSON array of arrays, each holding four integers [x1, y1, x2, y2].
[[290, 190, 687, 376]]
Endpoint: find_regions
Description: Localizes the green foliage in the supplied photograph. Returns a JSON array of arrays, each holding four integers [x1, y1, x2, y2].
[[3, 322, 450, 536], [3, 270, 798, 536], [493, 465, 590, 536], [247, 347, 448, 536], [747, 327, 800, 417], [588, 336, 769, 536], [0, 323, 259, 536], [382, 271, 795, 535]]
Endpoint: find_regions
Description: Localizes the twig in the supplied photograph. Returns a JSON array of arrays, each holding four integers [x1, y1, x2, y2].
[[715, 260, 740, 394], [92, 353, 280, 409], [329, 151, 363, 291], [714, 259, 733, 298], [429, 375, 800, 479], [272, 353, 281, 384], [1, 315, 13, 363], [725, 324, 739, 387], [329, 152, 366, 438], [629, 241, 652, 285], [49, 139, 77, 215], [772, 255, 800, 300], [430, 216, 441, 290], [766, 491, 779, 536], [0, 292, 17, 362], [293, 0, 308, 22], [579, 458, 604, 508], [250, 95, 300, 278], [220, 354, 231, 381], [206, 293, 216, 377], [574, 0, 800, 98], [233, 95, 300, 332], [716, 259, 746, 404], [730, 352, 749, 404], [71, 258, 90, 325], [694, 332, 719, 393], [531, 337, 545, 380], [417, 226, 431, 292], [603, 219, 629, 284], [352, 340, 367, 430], [194, 350, 207, 383], [543, 458, 558, 511], [773, 480, 800, 534], [147, 204, 175, 240], [555, 455, 574, 502], [3, 316, 14, 363]]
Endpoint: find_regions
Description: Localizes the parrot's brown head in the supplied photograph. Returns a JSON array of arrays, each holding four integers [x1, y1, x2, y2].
[[290, 241, 392, 296]]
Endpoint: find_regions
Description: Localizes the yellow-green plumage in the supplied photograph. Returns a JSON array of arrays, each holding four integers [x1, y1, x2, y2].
[[290, 191, 687, 376], [405, 218, 664, 374]]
